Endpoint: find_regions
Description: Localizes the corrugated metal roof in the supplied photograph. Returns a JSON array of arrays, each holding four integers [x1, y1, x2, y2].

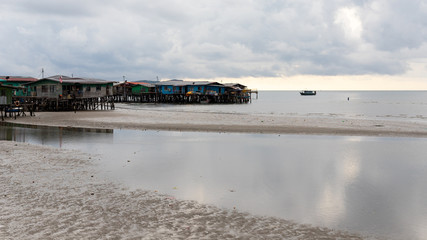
[[222, 83, 247, 90], [133, 80, 159, 84], [0, 76, 38, 82], [31, 75, 117, 84], [114, 82, 155, 88], [155, 80, 223, 87], [223, 83, 247, 88]]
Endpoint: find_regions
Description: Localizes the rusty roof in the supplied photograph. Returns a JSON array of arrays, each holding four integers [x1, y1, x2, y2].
[[0, 76, 38, 82], [155, 80, 223, 87], [31, 75, 117, 84]]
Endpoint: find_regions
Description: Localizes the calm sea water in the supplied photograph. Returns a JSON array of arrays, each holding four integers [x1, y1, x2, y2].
[[1, 91, 427, 239], [119, 91, 427, 123]]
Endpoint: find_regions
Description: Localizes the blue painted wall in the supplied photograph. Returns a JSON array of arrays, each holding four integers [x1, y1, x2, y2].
[[160, 85, 186, 94], [159, 84, 226, 95], [187, 85, 205, 93], [160, 85, 174, 94]]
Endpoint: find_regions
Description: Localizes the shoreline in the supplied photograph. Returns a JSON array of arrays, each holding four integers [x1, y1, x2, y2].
[[4, 106, 427, 137]]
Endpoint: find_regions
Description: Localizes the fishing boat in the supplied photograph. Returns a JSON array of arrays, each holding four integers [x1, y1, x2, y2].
[[300, 90, 316, 96]]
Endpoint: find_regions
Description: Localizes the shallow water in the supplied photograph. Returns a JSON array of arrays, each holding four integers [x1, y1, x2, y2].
[[1, 123, 427, 240]]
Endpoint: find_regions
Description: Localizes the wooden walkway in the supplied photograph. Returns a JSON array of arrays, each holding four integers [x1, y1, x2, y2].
[[10, 96, 115, 112], [0, 104, 32, 121], [112, 90, 258, 104]]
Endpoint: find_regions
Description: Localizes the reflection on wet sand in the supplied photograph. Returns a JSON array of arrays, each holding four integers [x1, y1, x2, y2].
[[0, 122, 113, 147]]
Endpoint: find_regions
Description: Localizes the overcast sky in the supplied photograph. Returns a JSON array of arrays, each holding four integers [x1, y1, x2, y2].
[[1, 0, 426, 89]]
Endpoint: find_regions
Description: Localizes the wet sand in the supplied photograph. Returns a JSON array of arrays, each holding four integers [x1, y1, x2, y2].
[[5, 105, 427, 137], [0, 141, 370, 239]]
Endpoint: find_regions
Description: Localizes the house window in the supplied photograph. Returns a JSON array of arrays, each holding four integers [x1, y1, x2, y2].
[[96, 86, 101, 91], [0, 90, 5, 96], [49, 85, 56, 93], [42, 86, 48, 93], [86, 86, 91, 92]]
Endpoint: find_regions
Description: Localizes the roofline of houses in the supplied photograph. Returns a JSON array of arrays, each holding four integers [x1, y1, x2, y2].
[[153, 80, 246, 89], [1, 75, 247, 89], [25, 75, 117, 85]]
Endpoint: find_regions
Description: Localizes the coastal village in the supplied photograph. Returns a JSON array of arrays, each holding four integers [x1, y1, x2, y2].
[[0, 75, 257, 120]]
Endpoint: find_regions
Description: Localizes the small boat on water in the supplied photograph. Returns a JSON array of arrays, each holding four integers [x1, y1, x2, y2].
[[300, 90, 316, 96]]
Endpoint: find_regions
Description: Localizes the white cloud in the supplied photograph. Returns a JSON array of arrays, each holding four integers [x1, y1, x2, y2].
[[334, 6, 363, 41]]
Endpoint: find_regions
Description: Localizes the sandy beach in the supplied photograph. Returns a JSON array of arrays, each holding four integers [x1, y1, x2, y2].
[[4, 104, 427, 137], [0, 141, 370, 239]]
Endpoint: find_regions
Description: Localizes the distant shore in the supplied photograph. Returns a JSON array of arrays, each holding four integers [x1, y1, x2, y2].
[[4, 105, 427, 137]]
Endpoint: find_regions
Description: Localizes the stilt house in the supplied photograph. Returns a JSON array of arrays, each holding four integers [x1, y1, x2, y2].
[[0, 76, 38, 96], [155, 80, 225, 95], [26, 75, 115, 99], [113, 81, 155, 96], [0, 83, 19, 105]]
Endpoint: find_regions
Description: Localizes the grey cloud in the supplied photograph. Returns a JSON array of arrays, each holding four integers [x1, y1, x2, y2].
[[361, 0, 427, 51], [2, 0, 106, 17], [0, 0, 425, 80]]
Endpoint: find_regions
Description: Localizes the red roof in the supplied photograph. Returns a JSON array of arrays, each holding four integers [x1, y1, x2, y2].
[[127, 82, 150, 85], [0, 76, 38, 82]]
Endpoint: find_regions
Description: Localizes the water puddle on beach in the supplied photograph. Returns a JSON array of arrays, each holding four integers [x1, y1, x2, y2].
[[2, 123, 427, 239]]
